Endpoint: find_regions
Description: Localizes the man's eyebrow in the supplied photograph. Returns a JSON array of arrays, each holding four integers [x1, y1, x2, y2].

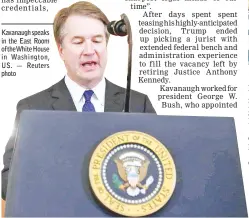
[[93, 34, 104, 39], [72, 36, 83, 39], [71, 35, 104, 40]]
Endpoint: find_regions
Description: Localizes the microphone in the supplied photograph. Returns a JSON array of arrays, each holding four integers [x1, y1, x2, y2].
[[107, 19, 127, 36], [108, 14, 132, 112]]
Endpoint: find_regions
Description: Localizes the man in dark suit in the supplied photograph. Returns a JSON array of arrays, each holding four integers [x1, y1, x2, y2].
[[1, 1, 155, 200]]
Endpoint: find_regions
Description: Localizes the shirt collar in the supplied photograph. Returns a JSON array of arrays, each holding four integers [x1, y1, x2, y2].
[[64, 74, 106, 105], [92, 77, 106, 106]]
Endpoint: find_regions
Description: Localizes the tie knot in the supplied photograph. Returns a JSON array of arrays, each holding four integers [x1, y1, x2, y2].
[[83, 90, 94, 102]]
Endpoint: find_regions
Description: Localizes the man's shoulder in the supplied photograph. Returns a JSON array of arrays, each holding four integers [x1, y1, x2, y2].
[[106, 79, 156, 113], [19, 84, 53, 102], [106, 79, 147, 99], [17, 79, 63, 109]]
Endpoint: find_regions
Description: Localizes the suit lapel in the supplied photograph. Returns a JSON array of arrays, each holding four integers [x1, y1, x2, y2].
[[104, 79, 125, 112], [50, 78, 77, 111], [49, 78, 124, 112]]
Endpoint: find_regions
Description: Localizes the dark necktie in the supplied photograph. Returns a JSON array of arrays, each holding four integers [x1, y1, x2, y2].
[[82, 90, 95, 112]]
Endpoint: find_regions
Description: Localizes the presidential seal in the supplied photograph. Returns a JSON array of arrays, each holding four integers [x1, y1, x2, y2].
[[89, 131, 176, 217]]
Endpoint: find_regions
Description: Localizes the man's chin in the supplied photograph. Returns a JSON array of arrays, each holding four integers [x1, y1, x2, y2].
[[77, 70, 98, 79], [76, 72, 102, 87]]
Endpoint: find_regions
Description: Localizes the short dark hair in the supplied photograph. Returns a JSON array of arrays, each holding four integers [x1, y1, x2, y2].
[[53, 1, 110, 45]]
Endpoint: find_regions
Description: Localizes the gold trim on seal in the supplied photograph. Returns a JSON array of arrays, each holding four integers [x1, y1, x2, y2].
[[89, 131, 176, 217]]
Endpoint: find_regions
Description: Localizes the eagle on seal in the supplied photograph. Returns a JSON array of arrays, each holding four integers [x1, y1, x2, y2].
[[113, 151, 154, 197]]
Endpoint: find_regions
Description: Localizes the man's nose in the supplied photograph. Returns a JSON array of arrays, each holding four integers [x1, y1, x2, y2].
[[83, 41, 95, 56]]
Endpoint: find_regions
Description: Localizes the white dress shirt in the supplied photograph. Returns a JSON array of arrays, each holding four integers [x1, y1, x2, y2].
[[64, 75, 106, 112]]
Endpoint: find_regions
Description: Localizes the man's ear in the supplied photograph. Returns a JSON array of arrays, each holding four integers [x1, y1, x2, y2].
[[57, 42, 64, 60]]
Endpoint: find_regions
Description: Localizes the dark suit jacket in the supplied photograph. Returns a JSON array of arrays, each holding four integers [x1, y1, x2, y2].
[[1, 78, 155, 200]]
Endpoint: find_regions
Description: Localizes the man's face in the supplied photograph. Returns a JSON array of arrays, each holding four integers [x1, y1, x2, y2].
[[58, 15, 107, 87]]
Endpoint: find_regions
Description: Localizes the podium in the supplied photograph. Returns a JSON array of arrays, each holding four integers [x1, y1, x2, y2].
[[5, 110, 248, 217]]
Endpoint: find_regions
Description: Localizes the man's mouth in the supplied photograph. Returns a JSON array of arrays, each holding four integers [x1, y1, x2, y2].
[[81, 61, 98, 71], [81, 61, 97, 67]]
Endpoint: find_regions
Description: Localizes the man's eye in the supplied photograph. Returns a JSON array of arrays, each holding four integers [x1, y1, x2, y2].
[[93, 37, 103, 43], [73, 40, 83, 44]]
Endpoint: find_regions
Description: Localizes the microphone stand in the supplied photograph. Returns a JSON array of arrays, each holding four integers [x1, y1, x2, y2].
[[121, 14, 132, 113]]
